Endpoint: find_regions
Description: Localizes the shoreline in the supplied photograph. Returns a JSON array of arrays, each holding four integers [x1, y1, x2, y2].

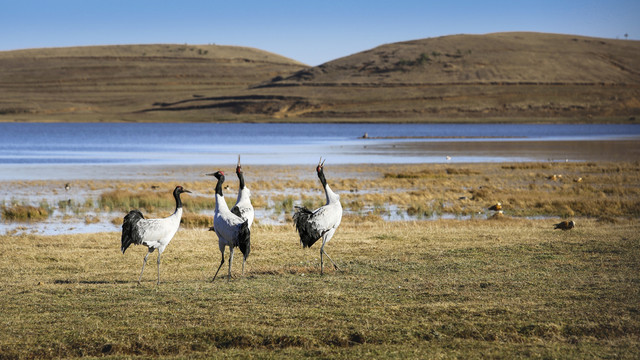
[[1, 138, 638, 181]]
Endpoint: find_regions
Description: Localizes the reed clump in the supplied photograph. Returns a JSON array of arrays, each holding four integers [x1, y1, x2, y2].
[[98, 190, 213, 212], [180, 212, 212, 229], [1, 204, 49, 221]]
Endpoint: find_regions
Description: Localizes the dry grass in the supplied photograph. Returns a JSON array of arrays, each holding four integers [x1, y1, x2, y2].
[[0, 218, 638, 358], [98, 189, 214, 213]]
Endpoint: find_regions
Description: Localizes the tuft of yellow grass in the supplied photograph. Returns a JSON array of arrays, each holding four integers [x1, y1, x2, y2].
[[1, 204, 49, 221]]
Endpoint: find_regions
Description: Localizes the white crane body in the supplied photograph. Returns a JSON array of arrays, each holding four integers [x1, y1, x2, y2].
[[293, 159, 343, 274], [230, 155, 254, 229], [208, 170, 251, 282], [232, 187, 254, 229], [121, 186, 190, 285]]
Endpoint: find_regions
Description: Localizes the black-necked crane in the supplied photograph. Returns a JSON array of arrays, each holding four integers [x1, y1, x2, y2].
[[554, 220, 575, 231], [120, 185, 191, 285], [207, 156, 254, 232], [207, 170, 251, 282], [293, 158, 343, 275], [231, 155, 254, 229]]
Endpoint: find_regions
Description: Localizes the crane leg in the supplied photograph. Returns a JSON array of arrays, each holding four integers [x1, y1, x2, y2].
[[228, 248, 235, 282], [320, 240, 341, 275], [242, 256, 246, 276], [212, 250, 225, 282], [138, 249, 153, 284], [322, 248, 341, 271], [156, 252, 162, 285]]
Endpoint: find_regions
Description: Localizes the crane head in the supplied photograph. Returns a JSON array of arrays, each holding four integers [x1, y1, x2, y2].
[[206, 171, 225, 180], [174, 185, 191, 195], [316, 157, 326, 173], [236, 155, 243, 174]]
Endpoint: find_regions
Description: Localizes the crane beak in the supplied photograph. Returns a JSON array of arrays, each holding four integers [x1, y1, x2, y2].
[[237, 154, 241, 167], [206, 171, 224, 178], [183, 189, 192, 194]]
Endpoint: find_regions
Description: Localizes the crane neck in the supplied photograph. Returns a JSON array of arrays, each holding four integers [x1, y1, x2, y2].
[[324, 184, 340, 205], [237, 170, 245, 190], [173, 188, 183, 210], [318, 169, 339, 204], [317, 169, 328, 189], [215, 174, 225, 197]]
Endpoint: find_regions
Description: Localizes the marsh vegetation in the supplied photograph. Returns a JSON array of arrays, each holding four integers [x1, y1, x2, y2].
[[2, 161, 638, 232]]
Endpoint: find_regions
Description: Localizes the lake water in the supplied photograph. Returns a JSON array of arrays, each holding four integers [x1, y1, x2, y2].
[[1, 122, 639, 180]]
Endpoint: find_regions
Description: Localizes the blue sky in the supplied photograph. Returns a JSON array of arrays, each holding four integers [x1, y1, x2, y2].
[[1, 0, 638, 65]]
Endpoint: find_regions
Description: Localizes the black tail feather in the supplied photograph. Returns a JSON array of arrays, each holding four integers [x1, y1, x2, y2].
[[293, 206, 321, 248], [238, 220, 251, 259], [121, 210, 145, 254]]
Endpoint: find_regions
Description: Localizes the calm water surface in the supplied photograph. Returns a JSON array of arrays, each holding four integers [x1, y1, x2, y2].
[[1, 122, 639, 180]]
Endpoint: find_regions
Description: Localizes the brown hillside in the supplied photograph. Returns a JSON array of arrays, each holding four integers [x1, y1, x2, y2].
[[280, 32, 640, 84], [1, 33, 639, 122], [0, 44, 306, 122], [234, 32, 640, 121], [151, 32, 640, 122]]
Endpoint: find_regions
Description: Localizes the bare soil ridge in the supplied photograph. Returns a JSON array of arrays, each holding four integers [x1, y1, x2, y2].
[[1, 32, 639, 122]]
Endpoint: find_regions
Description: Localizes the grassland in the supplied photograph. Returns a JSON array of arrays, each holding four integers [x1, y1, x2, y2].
[[0, 219, 638, 359], [0, 161, 639, 358]]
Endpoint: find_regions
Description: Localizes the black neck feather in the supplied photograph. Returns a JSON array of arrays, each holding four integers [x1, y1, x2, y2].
[[317, 169, 327, 189], [237, 171, 245, 190], [173, 189, 183, 209], [215, 175, 225, 197]]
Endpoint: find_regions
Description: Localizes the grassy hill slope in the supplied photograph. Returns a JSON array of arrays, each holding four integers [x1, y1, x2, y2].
[[0, 44, 306, 122], [2, 33, 639, 122], [234, 32, 640, 122]]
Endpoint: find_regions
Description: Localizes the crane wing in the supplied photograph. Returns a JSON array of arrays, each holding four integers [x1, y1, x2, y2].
[[309, 204, 342, 232], [214, 211, 246, 246], [136, 217, 178, 248], [231, 204, 255, 227], [230, 205, 241, 218], [293, 203, 342, 248]]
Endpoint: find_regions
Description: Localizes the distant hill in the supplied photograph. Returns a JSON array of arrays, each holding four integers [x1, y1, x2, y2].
[[1, 33, 639, 122], [0, 44, 306, 122]]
